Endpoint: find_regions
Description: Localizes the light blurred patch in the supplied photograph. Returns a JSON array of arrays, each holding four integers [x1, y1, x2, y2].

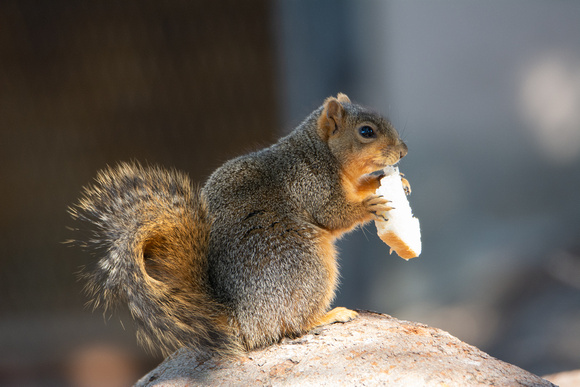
[[519, 52, 580, 164]]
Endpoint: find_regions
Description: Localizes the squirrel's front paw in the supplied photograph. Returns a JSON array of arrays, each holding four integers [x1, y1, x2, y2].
[[401, 175, 412, 195], [363, 194, 393, 221]]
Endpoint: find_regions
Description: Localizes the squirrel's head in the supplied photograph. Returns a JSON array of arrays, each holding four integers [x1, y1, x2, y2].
[[317, 93, 407, 177]]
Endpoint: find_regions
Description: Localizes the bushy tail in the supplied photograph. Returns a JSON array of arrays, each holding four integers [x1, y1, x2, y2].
[[69, 162, 239, 357]]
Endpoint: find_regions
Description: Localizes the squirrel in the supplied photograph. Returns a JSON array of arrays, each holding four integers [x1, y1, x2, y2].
[[69, 93, 408, 358]]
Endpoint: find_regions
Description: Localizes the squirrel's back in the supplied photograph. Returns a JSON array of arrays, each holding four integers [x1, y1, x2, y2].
[[202, 116, 342, 349]]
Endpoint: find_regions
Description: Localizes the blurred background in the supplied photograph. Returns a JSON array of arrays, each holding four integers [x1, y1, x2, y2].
[[1, 1, 579, 385]]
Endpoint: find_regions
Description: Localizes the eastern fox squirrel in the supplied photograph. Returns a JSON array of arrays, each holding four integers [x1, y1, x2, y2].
[[70, 93, 408, 357]]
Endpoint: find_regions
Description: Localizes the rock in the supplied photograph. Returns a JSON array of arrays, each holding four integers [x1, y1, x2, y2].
[[136, 311, 553, 386]]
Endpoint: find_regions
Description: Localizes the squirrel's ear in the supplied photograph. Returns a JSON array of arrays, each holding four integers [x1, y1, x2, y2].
[[317, 96, 346, 141], [337, 93, 351, 104]]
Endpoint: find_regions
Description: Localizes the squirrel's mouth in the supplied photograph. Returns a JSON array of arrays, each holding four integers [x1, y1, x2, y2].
[[380, 146, 406, 167], [375, 156, 401, 169]]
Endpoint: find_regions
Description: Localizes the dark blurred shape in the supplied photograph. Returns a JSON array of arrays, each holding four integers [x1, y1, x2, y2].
[[0, 0, 276, 311], [0, 0, 277, 385]]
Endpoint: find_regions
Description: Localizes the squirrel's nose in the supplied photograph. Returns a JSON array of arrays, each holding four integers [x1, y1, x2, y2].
[[399, 143, 408, 159]]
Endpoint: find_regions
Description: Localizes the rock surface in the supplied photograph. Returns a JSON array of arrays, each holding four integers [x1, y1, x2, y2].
[[136, 311, 553, 386]]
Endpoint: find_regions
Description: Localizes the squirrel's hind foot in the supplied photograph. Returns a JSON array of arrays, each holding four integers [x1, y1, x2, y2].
[[314, 307, 359, 328]]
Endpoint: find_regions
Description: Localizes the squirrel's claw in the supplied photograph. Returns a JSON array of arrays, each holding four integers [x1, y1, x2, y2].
[[373, 212, 388, 222], [364, 194, 393, 220]]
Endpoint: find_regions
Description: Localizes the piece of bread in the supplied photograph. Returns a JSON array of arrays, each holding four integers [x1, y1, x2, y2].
[[374, 166, 422, 260]]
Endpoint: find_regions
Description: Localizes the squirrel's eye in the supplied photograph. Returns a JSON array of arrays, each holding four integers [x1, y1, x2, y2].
[[359, 125, 376, 139]]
